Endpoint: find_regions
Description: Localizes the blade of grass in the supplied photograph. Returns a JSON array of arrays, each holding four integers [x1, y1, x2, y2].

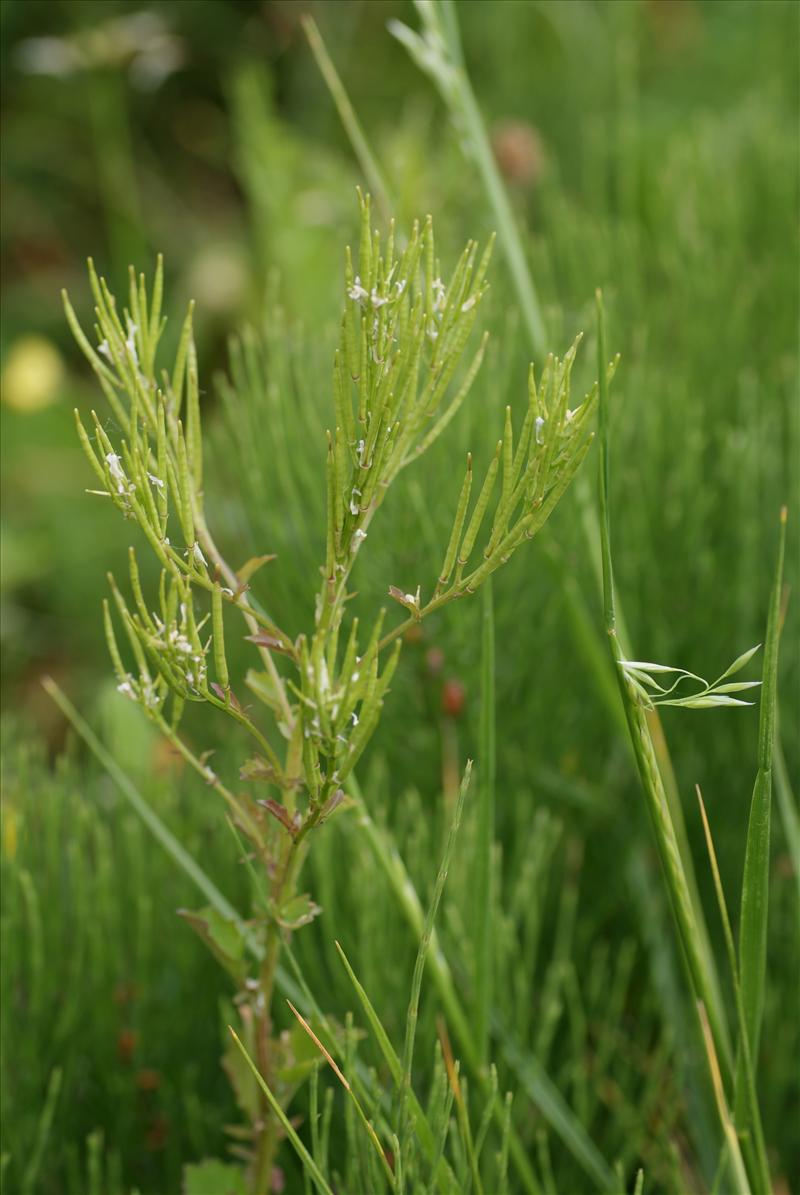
[[438, 1024, 484, 1195], [696, 1003, 751, 1195], [301, 15, 392, 222], [397, 763, 471, 1153], [696, 788, 770, 1194], [474, 578, 495, 1064], [21, 1068, 62, 1195], [348, 776, 615, 1193], [228, 1028, 335, 1195], [773, 714, 800, 907], [735, 506, 788, 1126], [594, 292, 732, 1078], [334, 940, 458, 1193], [286, 1001, 396, 1190]]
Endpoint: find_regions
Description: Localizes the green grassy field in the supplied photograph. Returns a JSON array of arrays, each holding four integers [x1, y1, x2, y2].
[[1, 2, 797, 1193]]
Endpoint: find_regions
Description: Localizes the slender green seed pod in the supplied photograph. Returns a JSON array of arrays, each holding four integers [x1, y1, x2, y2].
[[156, 398, 168, 533], [128, 548, 154, 630], [87, 258, 105, 321], [358, 318, 369, 426], [121, 606, 150, 681], [473, 232, 496, 291], [343, 298, 359, 388], [186, 336, 202, 493], [128, 265, 142, 344], [458, 443, 501, 566], [212, 583, 229, 692], [334, 349, 356, 450], [334, 426, 347, 545], [358, 189, 372, 288], [326, 619, 340, 681], [103, 599, 127, 680], [62, 292, 119, 391], [149, 255, 164, 358], [74, 410, 108, 488], [170, 693, 184, 730], [171, 302, 195, 415], [385, 218, 395, 278], [325, 430, 336, 579], [502, 406, 514, 510], [175, 420, 195, 549], [439, 455, 473, 587]]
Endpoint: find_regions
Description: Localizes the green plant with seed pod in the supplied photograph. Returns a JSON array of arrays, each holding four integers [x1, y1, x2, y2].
[[62, 192, 610, 1194]]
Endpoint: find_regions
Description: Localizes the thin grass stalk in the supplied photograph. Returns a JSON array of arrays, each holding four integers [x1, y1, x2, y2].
[[229, 1030, 335, 1195], [735, 506, 788, 1128], [474, 579, 495, 1064], [397, 764, 471, 1155], [696, 1004, 751, 1195], [595, 292, 732, 1081], [301, 16, 391, 221], [696, 789, 770, 1193]]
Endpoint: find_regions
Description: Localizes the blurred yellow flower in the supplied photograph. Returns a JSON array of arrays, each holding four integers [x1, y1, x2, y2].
[[1, 335, 65, 412]]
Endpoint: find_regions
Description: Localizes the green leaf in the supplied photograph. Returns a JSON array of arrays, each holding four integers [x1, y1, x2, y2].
[[237, 554, 276, 588], [178, 906, 247, 983], [182, 1159, 247, 1195], [277, 893, 322, 931], [244, 668, 285, 713]]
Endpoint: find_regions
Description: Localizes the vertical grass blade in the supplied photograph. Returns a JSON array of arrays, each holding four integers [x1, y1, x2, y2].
[[697, 1003, 751, 1195], [301, 16, 391, 220], [735, 506, 787, 1124], [397, 762, 471, 1151], [21, 1068, 62, 1195], [696, 788, 770, 1193], [474, 578, 496, 1064], [349, 773, 616, 1193], [228, 1029, 335, 1195], [595, 292, 732, 1079]]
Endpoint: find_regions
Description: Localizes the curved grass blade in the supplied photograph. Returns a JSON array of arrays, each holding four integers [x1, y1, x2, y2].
[[228, 1028, 335, 1195], [735, 506, 788, 1128]]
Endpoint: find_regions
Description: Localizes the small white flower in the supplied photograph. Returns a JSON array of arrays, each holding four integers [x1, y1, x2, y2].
[[351, 711, 359, 727], [404, 593, 416, 604], [125, 319, 139, 364], [117, 678, 135, 699], [395, 279, 406, 297], [347, 276, 368, 303], [350, 529, 368, 552], [191, 542, 207, 567], [370, 287, 388, 309], [105, 452, 128, 494], [431, 277, 446, 311], [98, 339, 112, 361], [147, 472, 164, 489], [535, 416, 546, 445], [461, 295, 477, 312]]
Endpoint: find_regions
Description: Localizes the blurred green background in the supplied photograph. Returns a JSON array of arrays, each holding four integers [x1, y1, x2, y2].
[[1, 1, 798, 1192]]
